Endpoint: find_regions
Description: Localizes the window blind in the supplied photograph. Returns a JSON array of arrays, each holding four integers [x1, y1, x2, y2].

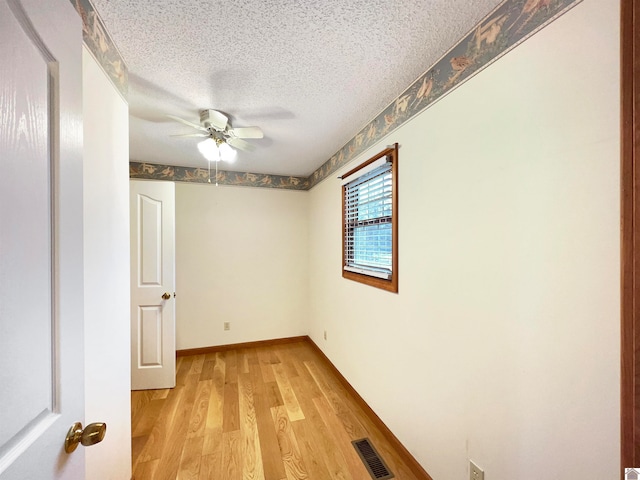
[[343, 159, 393, 279]]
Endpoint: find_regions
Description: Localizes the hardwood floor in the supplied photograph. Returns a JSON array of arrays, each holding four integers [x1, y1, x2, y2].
[[131, 340, 424, 480]]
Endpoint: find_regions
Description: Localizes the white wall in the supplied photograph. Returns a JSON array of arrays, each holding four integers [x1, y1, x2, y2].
[[83, 47, 131, 480], [175, 183, 309, 349], [308, 0, 620, 478]]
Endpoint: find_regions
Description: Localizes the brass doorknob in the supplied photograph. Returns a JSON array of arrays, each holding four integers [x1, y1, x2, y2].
[[162, 292, 171, 300], [64, 422, 107, 453]]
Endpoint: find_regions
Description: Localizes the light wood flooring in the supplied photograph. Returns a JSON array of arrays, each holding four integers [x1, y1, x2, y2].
[[131, 339, 422, 480]]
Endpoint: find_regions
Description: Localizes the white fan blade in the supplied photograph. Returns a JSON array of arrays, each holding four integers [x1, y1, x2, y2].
[[170, 133, 208, 137], [201, 109, 228, 131], [228, 126, 264, 139], [166, 114, 208, 132], [226, 137, 255, 152]]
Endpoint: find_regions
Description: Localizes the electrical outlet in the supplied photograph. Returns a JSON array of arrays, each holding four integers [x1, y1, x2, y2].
[[324, 330, 327, 340], [224, 322, 230, 331], [470, 461, 484, 480]]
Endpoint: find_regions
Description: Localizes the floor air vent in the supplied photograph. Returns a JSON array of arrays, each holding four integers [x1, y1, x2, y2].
[[352, 438, 395, 480]]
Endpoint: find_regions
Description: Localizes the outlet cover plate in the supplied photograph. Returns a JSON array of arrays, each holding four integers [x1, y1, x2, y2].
[[470, 460, 484, 480]]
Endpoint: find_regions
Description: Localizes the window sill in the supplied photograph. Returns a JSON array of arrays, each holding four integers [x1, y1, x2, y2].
[[342, 269, 398, 293]]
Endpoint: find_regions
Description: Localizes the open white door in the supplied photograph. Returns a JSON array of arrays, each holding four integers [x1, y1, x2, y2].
[[130, 180, 176, 390], [0, 0, 96, 478]]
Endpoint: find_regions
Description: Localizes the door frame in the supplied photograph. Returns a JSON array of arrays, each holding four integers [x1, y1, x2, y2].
[[621, 0, 639, 470]]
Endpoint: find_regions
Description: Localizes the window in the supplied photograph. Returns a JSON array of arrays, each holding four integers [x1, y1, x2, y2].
[[341, 144, 398, 292]]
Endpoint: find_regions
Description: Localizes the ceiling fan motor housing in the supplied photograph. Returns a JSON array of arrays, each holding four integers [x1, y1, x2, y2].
[[199, 109, 225, 131]]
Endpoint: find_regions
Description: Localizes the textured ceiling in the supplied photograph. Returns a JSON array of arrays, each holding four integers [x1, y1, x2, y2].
[[92, 0, 503, 176]]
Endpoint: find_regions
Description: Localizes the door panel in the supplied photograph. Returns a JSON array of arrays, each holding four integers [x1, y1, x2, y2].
[[140, 195, 163, 285], [130, 180, 176, 390], [0, 0, 84, 477], [139, 306, 162, 366], [0, 0, 53, 451]]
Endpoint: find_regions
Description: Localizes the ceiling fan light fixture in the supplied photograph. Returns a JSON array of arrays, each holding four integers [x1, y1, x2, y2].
[[170, 109, 260, 162], [218, 142, 237, 163], [197, 138, 220, 162]]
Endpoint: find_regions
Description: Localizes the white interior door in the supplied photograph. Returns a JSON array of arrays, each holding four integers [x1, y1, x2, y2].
[[0, 0, 86, 478], [130, 180, 176, 390]]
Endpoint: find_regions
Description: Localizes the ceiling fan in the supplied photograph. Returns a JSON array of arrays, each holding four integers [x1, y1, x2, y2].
[[167, 109, 264, 162]]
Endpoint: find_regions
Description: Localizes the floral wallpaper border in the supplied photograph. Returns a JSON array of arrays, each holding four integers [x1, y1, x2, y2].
[[307, 0, 582, 189], [129, 162, 310, 191], [126, 0, 581, 191], [70, 0, 128, 98]]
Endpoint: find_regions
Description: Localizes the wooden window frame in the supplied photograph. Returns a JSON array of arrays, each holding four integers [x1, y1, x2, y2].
[[341, 144, 398, 293]]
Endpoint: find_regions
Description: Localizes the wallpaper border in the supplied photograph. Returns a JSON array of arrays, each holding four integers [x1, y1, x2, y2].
[[127, 0, 582, 190], [129, 162, 310, 191], [70, 0, 128, 98]]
